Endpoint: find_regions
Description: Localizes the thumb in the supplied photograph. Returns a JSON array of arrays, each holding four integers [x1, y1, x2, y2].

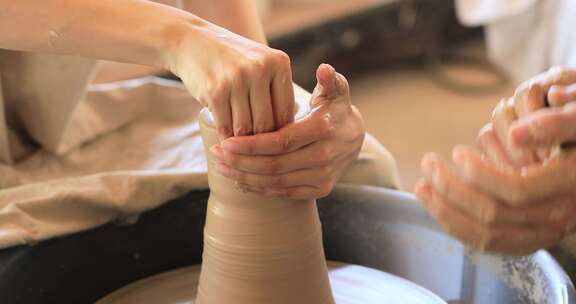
[[311, 63, 349, 107], [315, 63, 337, 99]]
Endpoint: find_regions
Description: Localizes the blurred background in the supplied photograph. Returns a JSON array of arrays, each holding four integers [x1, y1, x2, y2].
[[259, 0, 513, 190]]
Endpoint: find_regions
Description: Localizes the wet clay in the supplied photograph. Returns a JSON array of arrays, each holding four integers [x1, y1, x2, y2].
[[192, 106, 335, 303], [97, 261, 447, 304]]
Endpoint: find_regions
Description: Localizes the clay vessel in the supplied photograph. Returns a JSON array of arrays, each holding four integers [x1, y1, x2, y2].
[[196, 105, 335, 304]]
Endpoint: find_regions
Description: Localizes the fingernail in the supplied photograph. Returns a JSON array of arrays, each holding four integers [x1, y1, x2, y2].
[[210, 145, 224, 159], [222, 138, 240, 152]]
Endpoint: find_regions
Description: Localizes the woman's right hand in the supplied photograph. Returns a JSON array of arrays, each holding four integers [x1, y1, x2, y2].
[[163, 22, 295, 140]]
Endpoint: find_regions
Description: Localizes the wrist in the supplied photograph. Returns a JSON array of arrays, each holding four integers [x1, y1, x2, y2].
[[156, 15, 208, 70]]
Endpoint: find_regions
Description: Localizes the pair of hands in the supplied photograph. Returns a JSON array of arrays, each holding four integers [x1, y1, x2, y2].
[[416, 67, 576, 255], [208, 64, 365, 200], [163, 23, 364, 199]]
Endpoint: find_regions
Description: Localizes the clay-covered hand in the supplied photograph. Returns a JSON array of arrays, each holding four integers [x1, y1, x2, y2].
[[165, 22, 294, 140], [209, 64, 365, 199]]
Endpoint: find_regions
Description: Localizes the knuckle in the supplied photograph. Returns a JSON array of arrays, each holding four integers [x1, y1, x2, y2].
[[230, 66, 248, 84], [208, 84, 228, 102], [248, 59, 266, 78], [273, 50, 291, 66]]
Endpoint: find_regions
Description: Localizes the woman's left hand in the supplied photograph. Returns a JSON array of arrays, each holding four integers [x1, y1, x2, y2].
[[209, 64, 365, 199]]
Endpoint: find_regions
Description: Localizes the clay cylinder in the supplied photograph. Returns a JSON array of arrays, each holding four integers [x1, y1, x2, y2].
[[196, 107, 335, 304]]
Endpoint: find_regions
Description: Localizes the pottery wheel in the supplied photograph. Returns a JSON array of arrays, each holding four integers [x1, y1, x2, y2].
[[98, 261, 446, 304]]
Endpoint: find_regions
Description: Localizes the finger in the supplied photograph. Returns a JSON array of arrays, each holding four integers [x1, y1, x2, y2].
[[492, 98, 536, 165], [211, 140, 340, 174], [546, 67, 576, 87], [421, 153, 525, 225], [512, 85, 551, 160], [514, 84, 546, 118], [209, 87, 233, 141], [516, 67, 576, 95], [237, 183, 332, 200], [548, 84, 576, 107], [249, 77, 275, 134], [231, 79, 253, 136], [271, 52, 295, 130], [220, 110, 333, 155], [509, 103, 576, 148], [414, 178, 431, 204], [215, 162, 333, 188], [423, 185, 559, 255], [476, 123, 514, 167], [453, 145, 576, 205], [419, 158, 576, 228]]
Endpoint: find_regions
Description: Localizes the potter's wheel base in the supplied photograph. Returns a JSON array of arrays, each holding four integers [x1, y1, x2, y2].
[[98, 261, 446, 304]]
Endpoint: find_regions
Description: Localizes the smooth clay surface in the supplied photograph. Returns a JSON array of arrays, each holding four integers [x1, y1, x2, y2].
[[98, 261, 447, 304], [193, 102, 335, 304]]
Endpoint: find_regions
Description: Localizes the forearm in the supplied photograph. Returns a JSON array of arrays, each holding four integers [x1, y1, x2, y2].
[[0, 0, 209, 67], [180, 0, 267, 44]]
